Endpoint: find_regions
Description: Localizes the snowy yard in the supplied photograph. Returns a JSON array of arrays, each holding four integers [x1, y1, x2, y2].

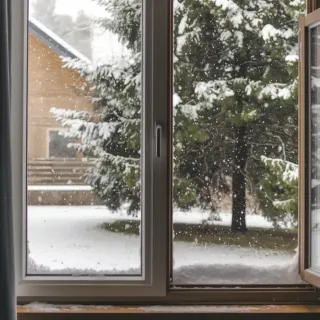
[[27, 206, 301, 284]]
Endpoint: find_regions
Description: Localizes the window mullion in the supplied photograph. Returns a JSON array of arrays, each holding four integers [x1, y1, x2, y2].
[[143, 0, 172, 294]]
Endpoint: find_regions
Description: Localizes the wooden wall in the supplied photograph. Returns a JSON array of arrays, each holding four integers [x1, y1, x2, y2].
[[28, 34, 92, 159]]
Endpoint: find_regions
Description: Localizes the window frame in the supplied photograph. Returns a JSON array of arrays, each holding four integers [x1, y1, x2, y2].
[[10, 0, 320, 304], [299, 8, 320, 288], [308, 0, 317, 13], [11, 0, 170, 299]]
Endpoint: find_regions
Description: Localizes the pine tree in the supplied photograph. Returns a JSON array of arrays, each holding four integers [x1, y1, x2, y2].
[[173, 0, 303, 232], [52, 0, 141, 214], [173, 1, 230, 214]]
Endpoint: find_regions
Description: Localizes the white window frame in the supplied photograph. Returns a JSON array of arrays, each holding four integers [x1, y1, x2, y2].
[[11, 0, 171, 299]]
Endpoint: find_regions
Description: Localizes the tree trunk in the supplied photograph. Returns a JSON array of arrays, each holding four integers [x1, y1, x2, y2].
[[231, 125, 248, 232]]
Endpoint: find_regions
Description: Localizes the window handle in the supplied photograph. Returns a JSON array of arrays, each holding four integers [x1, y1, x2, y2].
[[155, 124, 162, 158]]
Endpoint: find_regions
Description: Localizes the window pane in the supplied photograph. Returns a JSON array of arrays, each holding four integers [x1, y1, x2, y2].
[[172, 0, 303, 284], [48, 131, 76, 158], [27, 0, 142, 275], [310, 24, 320, 272]]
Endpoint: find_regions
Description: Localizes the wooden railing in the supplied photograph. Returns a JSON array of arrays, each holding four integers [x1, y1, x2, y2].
[[28, 158, 94, 185]]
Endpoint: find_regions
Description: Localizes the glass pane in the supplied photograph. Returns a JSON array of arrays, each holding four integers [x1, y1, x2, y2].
[[310, 25, 320, 272], [48, 131, 76, 158], [27, 0, 142, 275], [172, 0, 303, 284]]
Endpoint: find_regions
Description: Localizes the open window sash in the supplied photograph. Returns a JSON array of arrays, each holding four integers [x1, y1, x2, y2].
[[299, 8, 320, 288]]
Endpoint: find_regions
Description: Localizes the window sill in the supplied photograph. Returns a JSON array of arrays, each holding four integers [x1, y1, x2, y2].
[[17, 304, 320, 315]]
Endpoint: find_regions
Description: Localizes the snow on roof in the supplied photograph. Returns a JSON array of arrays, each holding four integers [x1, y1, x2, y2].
[[28, 16, 91, 64]]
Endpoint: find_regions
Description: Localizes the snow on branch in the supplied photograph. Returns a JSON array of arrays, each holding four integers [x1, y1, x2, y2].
[[261, 156, 298, 183], [51, 107, 91, 121], [273, 198, 295, 208], [51, 108, 119, 141], [61, 57, 94, 74], [195, 80, 234, 102], [211, 0, 299, 46], [261, 24, 294, 41], [95, 146, 140, 166], [260, 156, 298, 217], [245, 81, 295, 100]]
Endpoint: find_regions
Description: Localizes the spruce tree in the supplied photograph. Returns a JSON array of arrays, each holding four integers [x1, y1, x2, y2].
[[173, 0, 303, 231], [52, 0, 141, 214]]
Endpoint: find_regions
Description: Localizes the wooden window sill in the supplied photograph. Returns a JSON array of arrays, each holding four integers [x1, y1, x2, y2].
[[18, 304, 320, 314]]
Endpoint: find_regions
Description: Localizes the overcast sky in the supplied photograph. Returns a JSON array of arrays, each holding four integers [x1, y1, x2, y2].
[[29, 0, 127, 64], [29, 0, 106, 19]]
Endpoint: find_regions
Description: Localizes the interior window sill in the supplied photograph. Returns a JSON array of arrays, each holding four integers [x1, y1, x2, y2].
[[17, 304, 320, 314]]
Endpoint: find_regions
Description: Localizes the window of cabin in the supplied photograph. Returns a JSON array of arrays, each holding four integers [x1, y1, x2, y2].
[[48, 130, 76, 158]]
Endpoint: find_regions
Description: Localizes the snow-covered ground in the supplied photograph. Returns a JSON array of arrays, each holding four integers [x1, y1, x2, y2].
[[173, 210, 289, 228], [27, 206, 301, 284], [28, 204, 289, 227]]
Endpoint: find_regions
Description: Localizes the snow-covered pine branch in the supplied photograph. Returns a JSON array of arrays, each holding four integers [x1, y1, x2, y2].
[[261, 156, 298, 183], [259, 156, 298, 227]]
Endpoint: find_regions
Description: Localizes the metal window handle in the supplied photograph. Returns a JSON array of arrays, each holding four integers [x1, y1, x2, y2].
[[156, 124, 162, 157]]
